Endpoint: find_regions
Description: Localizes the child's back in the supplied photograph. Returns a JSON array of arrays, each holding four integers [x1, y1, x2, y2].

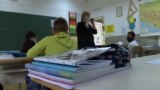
[[27, 17, 77, 58]]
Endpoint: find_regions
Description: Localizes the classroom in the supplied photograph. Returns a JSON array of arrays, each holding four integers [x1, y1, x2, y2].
[[0, 0, 160, 90]]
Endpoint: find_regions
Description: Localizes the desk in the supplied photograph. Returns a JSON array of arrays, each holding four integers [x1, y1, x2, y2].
[[32, 54, 160, 90], [76, 54, 160, 90], [0, 57, 32, 65], [143, 46, 160, 55], [0, 58, 32, 84], [31, 78, 77, 90]]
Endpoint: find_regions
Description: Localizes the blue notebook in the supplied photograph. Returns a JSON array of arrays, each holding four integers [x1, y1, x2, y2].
[[32, 61, 79, 72], [25, 64, 74, 79]]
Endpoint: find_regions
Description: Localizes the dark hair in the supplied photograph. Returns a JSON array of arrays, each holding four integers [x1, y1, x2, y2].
[[26, 31, 36, 39], [128, 31, 135, 37], [53, 17, 68, 32]]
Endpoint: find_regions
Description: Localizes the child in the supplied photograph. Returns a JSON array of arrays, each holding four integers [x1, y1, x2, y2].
[[27, 17, 77, 58], [21, 31, 37, 53], [127, 31, 139, 58], [26, 17, 77, 90]]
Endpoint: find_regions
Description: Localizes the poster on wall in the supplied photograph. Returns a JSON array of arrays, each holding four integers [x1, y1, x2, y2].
[[140, 0, 160, 36], [104, 25, 115, 33], [69, 12, 77, 35], [128, 16, 136, 30], [93, 22, 105, 45]]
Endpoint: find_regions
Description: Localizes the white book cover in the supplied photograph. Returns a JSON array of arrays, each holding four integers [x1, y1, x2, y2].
[[34, 47, 111, 66]]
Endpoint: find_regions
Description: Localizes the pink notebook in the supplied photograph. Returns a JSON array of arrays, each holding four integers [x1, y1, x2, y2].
[[28, 69, 74, 85], [28, 73, 74, 89]]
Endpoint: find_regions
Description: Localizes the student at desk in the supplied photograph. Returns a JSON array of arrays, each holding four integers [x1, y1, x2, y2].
[[26, 17, 77, 90], [127, 31, 139, 58], [27, 17, 77, 58], [21, 31, 37, 53]]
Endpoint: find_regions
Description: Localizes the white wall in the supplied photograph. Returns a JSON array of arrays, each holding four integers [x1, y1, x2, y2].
[[0, 0, 141, 36], [0, 0, 86, 20], [86, 0, 140, 36]]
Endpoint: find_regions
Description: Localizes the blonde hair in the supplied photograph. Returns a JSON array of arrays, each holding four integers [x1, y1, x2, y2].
[[81, 11, 90, 22], [53, 17, 68, 32]]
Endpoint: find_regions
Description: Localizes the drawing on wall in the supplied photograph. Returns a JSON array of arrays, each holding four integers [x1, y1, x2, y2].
[[128, 16, 136, 30], [69, 12, 77, 35], [140, 0, 160, 34], [116, 7, 123, 17], [93, 22, 105, 45], [127, 0, 138, 19], [104, 25, 115, 33], [127, 0, 138, 31]]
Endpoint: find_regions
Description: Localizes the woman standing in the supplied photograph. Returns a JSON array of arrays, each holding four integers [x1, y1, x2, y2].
[[76, 11, 97, 49]]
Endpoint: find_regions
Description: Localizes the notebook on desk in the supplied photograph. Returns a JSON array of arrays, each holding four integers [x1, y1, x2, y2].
[[34, 47, 111, 66], [0, 51, 26, 57]]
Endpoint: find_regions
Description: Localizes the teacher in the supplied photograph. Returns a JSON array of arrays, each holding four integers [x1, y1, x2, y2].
[[76, 11, 97, 49]]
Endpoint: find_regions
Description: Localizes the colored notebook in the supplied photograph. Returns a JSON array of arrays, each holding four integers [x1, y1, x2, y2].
[[26, 62, 114, 80], [28, 74, 74, 89], [28, 65, 115, 85], [25, 64, 73, 79], [32, 60, 112, 72]]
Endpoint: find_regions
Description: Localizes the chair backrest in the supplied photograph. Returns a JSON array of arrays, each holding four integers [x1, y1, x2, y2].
[[133, 46, 144, 58]]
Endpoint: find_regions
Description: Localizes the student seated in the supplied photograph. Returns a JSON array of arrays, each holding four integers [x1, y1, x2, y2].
[[27, 17, 77, 58], [26, 17, 77, 90], [21, 31, 37, 53], [127, 31, 139, 58]]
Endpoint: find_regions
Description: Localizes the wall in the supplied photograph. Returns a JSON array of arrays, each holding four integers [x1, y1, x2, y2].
[[0, 0, 159, 46], [86, 0, 140, 36], [0, 0, 86, 21], [86, 0, 159, 46], [140, 0, 160, 38], [0, 0, 140, 36]]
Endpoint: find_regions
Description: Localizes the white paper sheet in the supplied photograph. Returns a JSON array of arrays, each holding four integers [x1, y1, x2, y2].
[[0, 53, 14, 60], [145, 59, 160, 65]]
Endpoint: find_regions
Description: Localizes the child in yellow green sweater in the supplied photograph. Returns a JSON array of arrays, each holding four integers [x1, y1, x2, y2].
[[27, 17, 77, 58], [26, 17, 77, 90]]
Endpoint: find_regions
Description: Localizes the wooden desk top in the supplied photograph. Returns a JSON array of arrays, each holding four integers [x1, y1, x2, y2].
[[31, 78, 77, 90], [0, 57, 32, 74], [0, 57, 32, 65]]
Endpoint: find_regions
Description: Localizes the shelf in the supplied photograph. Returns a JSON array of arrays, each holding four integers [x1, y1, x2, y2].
[[140, 32, 160, 37]]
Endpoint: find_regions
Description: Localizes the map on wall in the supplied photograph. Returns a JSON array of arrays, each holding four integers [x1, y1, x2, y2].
[[140, 0, 160, 35]]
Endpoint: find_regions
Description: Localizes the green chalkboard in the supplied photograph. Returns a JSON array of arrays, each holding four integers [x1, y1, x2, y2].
[[0, 11, 56, 50]]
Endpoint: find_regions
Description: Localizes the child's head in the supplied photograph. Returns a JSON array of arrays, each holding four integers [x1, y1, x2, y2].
[[52, 17, 68, 34], [26, 31, 36, 40], [127, 31, 135, 42]]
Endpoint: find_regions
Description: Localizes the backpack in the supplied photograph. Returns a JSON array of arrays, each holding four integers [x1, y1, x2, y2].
[[89, 44, 130, 69]]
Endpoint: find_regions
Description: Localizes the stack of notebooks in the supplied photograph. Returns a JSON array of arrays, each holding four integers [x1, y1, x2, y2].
[[25, 47, 119, 89]]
